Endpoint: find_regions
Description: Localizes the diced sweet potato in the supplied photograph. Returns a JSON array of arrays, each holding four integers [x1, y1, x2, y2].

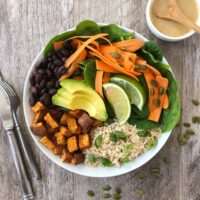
[[40, 136, 56, 150], [61, 149, 73, 163], [81, 127, 90, 134], [60, 126, 71, 137], [32, 101, 46, 113], [53, 146, 64, 155], [44, 113, 59, 129], [92, 119, 104, 128], [60, 113, 68, 126], [45, 124, 56, 135], [74, 125, 81, 135], [67, 116, 78, 133], [49, 109, 62, 121], [71, 153, 85, 165], [30, 122, 46, 136], [33, 111, 46, 124], [68, 110, 83, 119], [67, 136, 79, 153], [55, 132, 68, 145], [78, 112, 93, 129], [78, 134, 91, 150]]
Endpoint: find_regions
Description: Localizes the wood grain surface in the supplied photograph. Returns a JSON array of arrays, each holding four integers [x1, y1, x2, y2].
[[0, 0, 199, 199]]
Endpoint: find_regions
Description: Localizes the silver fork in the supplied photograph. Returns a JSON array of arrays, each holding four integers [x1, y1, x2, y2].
[[0, 72, 40, 180]]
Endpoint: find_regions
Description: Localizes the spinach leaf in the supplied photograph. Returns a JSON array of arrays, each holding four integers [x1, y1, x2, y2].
[[131, 104, 149, 119], [138, 74, 149, 101], [76, 20, 101, 36], [128, 117, 160, 130], [115, 131, 128, 143], [100, 24, 134, 42], [137, 130, 150, 137], [78, 59, 92, 70], [44, 30, 75, 56], [83, 59, 96, 88], [143, 41, 163, 62]]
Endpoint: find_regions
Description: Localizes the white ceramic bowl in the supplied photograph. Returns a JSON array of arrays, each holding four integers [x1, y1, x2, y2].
[[23, 24, 172, 177], [146, 0, 200, 42]]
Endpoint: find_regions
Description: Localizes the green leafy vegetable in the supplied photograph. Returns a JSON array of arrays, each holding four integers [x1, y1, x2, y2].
[[137, 130, 150, 137], [122, 144, 133, 153], [147, 139, 158, 150], [115, 131, 128, 143], [95, 135, 103, 149], [120, 156, 130, 163], [78, 59, 92, 70], [44, 30, 75, 56], [100, 24, 134, 42], [99, 157, 113, 167], [83, 59, 96, 88], [75, 20, 101, 36], [88, 154, 96, 163], [110, 133, 117, 143], [131, 104, 149, 119]]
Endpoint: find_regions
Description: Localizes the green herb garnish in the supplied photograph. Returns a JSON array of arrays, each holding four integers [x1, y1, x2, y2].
[[183, 122, 191, 127], [99, 157, 113, 167], [102, 185, 111, 191], [88, 154, 96, 163], [137, 130, 150, 137], [192, 99, 199, 106], [122, 144, 133, 153], [95, 135, 103, 148], [110, 133, 117, 143], [119, 156, 130, 163], [147, 139, 158, 149], [87, 190, 95, 197], [115, 131, 128, 142]]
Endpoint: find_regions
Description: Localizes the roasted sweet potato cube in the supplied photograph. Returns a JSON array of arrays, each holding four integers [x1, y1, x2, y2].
[[33, 111, 46, 124], [45, 124, 56, 135], [53, 146, 64, 155], [78, 112, 93, 129], [81, 127, 90, 134], [61, 149, 73, 163], [92, 119, 104, 128], [78, 134, 91, 150], [71, 153, 85, 165], [32, 101, 46, 113], [55, 132, 68, 145], [44, 113, 59, 129], [40, 136, 56, 150], [67, 116, 78, 133], [67, 136, 79, 153], [68, 109, 83, 118], [60, 126, 71, 137], [60, 113, 68, 126], [49, 109, 62, 121], [74, 125, 81, 135], [30, 122, 46, 136]]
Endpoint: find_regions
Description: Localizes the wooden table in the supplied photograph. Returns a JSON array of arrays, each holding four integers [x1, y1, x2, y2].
[[0, 0, 200, 199]]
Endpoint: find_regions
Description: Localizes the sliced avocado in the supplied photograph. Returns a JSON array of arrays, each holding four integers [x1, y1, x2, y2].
[[52, 94, 71, 108]]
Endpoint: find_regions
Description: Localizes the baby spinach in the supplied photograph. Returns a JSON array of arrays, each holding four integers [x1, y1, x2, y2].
[[44, 30, 75, 56], [99, 157, 113, 167], [100, 24, 134, 42], [131, 104, 149, 119], [75, 20, 101, 36]]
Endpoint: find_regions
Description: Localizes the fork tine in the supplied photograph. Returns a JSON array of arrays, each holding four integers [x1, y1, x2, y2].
[[3, 81, 15, 96], [0, 81, 12, 97]]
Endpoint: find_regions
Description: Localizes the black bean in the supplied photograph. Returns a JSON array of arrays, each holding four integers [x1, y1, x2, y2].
[[39, 79, 46, 89], [35, 84, 40, 89], [47, 81, 54, 88], [40, 93, 51, 106], [29, 96, 36, 106], [46, 69, 53, 78], [56, 74, 61, 79], [56, 52, 63, 59], [30, 75, 35, 85], [63, 42, 71, 49], [49, 89, 57, 95], [38, 69, 46, 74], [36, 65, 41, 70], [58, 66, 65, 74], [62, 57, 67, 62], [47, 52, 53, 58], [41, 88, 47, 95], [47, 57, 53, 62], [53, 59, 63, 67], [31, 86, 38, 97], [35, 73, 43, 83], [40, 58, 48, 67], [60, 49, 69, 56], [54, 67, 59, 74], [47, 62, 52, 69], [74, 68, 81, 76], [55, 81, 60, 89], [32, 69, 38, 77]]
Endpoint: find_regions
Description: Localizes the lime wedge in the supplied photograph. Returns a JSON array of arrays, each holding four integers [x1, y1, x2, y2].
[[110, 74, 146, 110], [103, 83, 131, 125]]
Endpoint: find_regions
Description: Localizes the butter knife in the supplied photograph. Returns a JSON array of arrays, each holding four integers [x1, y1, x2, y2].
[[0, 87, 34, 200]]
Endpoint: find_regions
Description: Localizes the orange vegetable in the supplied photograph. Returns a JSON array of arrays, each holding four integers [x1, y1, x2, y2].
[[64, 33, 108, 68], [96, 60, 118, 73], [102, 72, 110, 83], [163, 94, 169, 109], [95, 70, 104, 98], [148, 76, 169, 122], [73, 75, 84, 80], [54, 41, 64, 51], [113, 38, 144, 52]]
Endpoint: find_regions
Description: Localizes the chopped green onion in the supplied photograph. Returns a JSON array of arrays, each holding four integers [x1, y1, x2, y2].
[[122, 144, 133, 153], [137, 130, 150, 137], [88, 154, 96, 163], [99, 157, 113, 167], [95, 135, 102, 149], [110, 133, 117, 143], [115, 131, 127, 143], [147, 139, 158, 150]]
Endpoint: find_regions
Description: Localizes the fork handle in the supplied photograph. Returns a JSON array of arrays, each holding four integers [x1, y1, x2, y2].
[[13, 112, 41, 180], [7, 129, 34, 200]]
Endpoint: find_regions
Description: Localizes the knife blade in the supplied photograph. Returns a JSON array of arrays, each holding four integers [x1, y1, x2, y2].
[[0, 86, 14, 130]]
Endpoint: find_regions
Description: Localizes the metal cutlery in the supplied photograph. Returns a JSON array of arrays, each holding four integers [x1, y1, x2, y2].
[[0, 87, 34, 200], [0, 73, 40, 180]]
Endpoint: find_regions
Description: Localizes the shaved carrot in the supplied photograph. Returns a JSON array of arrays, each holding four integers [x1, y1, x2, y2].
[[71, 39, 82, 48], [73, 75, 84, 80], [163, 94, 169, 109], [59, 48, 87, 81], [113, 38, 144, 52], [148, 76, 168, 122], [96, 60, 118, 73], [54, 41, 64, 51], [95, 71, 104, 98], [64, 33, 108, 68], [102, 72, 110, 83]]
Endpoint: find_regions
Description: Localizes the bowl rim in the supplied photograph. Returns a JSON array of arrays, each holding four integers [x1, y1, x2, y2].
[[23, 23, 172, 177], [146, 0, 200, 41]]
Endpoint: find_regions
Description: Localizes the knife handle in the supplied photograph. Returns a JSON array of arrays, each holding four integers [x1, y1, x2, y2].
[[13, 112, 41, 180], [7, 129, 34, 200]]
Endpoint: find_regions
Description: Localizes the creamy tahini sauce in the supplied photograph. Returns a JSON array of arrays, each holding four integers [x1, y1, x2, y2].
[[150, 0, 199, 37]]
